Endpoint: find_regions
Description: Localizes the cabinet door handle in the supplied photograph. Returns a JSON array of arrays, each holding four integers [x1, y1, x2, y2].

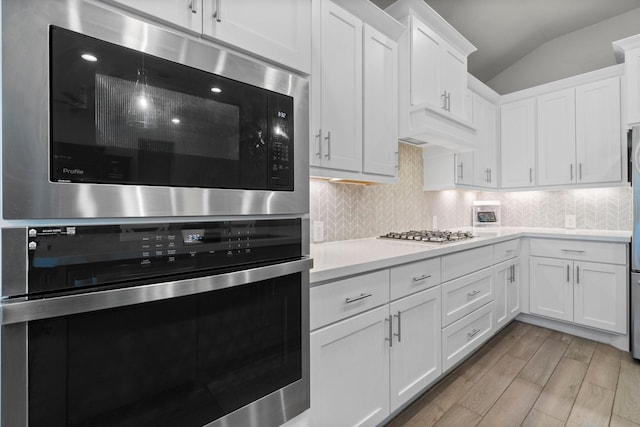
[[579, 163, 583, 180], [446, 92, 451, 111], [345, 293, 372, 304], [315, 129, 322, 159], [567, 264, 570, 282], [412, 274, 432, 283], [467, 328, 481, 338], [393, 311, 402, 343], [529, 167, 533, 183], [213, 0, 222, 22], [576, 265, 580, 284], [467, 289, 481, 298], [512, 264, 516, 283], [489, 168, 492, 184], [324, 131, 331, 160], [459, 162, 464, 181], [561, 249, 585, 254], [386, 315, 393, 347], [441, 91, 447, 110], [189, 0, 198, 13], [570, 164, 573, 181]]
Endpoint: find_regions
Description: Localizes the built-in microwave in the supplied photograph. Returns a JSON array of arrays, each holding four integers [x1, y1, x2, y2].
[[2, 0, 309, 219]]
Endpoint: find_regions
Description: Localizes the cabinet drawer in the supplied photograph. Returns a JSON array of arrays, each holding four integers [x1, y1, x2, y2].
[[494, 239, 520, 264], [442, 245, 494, 282], [529, 238, 627, 265], [441, 267, 494, 326], [442, 302, 494, 372], [311, 270, 389, 330], [390, 257, 441, 300]]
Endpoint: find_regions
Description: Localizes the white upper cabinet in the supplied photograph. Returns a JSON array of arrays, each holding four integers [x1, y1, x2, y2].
[[500, 98, 536, 188], [537, 88, 576, 186], [312, 0, 363, 173], [386, 0, 476, 150], [537, 76, 622, 187], [613, 35, 640, 126], [101, 0, 203, 33], [575, 77, 622, 184], [201, 0, 311, 73], [472, 95, 498, 188], [363, 24, 399, 177], [100, 0, 311, 73], [310, 0, 403, 183]]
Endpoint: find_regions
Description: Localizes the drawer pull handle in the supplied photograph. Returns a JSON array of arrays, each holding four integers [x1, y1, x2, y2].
[[506, 249, 516, 253], [561, 249, 585, 253], [345, 293, 372, 304], [412, 274, 432, 283], [467, 328, 481, 338], [393, 311, 402, 343], [467, 290, 481, 298]]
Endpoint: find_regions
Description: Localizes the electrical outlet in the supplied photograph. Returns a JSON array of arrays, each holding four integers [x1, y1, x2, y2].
[[432, 216, 438, 229], [565, 214, 576, 229], [313, 221, 324, 243]]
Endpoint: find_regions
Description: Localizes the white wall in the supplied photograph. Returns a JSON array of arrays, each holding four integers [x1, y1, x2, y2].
[[487, 8, 640, 94]]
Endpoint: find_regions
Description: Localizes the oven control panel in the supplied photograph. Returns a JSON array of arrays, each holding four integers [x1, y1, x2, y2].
[[26, 219, 301, 298]]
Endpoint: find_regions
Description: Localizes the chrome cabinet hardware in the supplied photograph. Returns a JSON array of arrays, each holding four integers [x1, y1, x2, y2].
[[576, 265, 580, 284], [213, 0, 222, 22], [315, 129, 322, 158], [467, 289, 481, 298], [345, 293, 372, 304], [579, 163, 583, 180], [529, 168, 533, 183], [567, 264, 570, 282], [385, 315, 393, 347], [561, 249, 585, 253], [441, 92, 447, 110], [190, 0, 198, 13], [570, 164, 574, 180], [457, 162, 464, 181], [412, 274, 432, 283], [395, 151, 399, 170], [446, 92, 451, 111], [467, 328, 481, 338], [393, 311, 402, 343], [324, 131, 331, 160], [511, 264, 515, 283]]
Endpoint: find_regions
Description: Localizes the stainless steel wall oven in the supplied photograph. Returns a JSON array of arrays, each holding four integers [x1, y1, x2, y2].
[[2, 0, 309, 219], [2, 219, 311, 426]]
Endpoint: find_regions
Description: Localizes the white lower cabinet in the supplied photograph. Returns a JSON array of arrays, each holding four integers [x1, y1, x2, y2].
[[529, 238, 628, 334], [495, 258, 521, 329], [311, 306, 390, 427], [389, 286, 442, 411], [442, 301, 494, 372]]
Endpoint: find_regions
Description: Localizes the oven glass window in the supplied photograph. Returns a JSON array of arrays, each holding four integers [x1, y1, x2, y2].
[[49, 26, 293, 190], [28, 273, 302, 426]]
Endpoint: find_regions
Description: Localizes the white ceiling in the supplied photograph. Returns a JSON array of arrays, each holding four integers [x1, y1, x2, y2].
[[372, 0, 640, 84]]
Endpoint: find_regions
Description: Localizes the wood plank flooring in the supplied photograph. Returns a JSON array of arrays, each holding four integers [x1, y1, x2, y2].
[[386, 321, 640, 427]]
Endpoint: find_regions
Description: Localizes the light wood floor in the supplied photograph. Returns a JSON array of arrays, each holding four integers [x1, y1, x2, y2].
[[386, 321, 640, 427]]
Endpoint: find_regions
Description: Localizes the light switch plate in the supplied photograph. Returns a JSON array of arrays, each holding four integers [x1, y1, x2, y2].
[[565, 214, 576, 229]]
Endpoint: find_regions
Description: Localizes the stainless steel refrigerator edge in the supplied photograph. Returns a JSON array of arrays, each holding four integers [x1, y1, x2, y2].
[[1, 0, 309, 219], [631, 125, 640, 359]]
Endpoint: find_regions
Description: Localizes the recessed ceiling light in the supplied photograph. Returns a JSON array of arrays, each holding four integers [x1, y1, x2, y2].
[[211, 87, 222, 93], [81, 53, 98, 62], [171, 118, 180, 124]]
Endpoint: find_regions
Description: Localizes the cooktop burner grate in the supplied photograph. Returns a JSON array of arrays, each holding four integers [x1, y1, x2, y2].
[[379, 230, 473, 244]]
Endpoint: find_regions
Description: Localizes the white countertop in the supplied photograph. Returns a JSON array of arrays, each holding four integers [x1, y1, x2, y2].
[[310, 227, 631, 285]]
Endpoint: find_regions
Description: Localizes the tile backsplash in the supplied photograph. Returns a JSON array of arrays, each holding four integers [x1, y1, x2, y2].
[[310, 143, 632, 243]]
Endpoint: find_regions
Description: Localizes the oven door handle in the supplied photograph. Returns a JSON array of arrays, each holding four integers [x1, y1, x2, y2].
[[0, 257, 314, 325]]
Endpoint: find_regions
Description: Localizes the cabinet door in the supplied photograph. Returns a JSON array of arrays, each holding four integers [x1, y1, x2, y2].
[[501, 98, 536, 188], [575, 77, 622, 184], [440, 41, 467, 119], [202, 0, 311, 73], [317, 0, 363, 172], [574, 261, 627, 334], [363, 25, 398, 177], [389, 286, 442, 411], [537, 88, 576, 186], [494, 260, 510, 329], [529, 257, 573, 322], [102, 0, 203, 33], [310, 306, 390, 427], [473, 96, 498, 188], [626, 47, 640, 126], [410, 16, 441, 107], [508, 259, 521, 320], [454, 152, 474, 186]]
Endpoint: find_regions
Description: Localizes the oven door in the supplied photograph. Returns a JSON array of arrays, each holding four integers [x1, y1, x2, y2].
[[2, 0, 308, 219], [1, 258, 312, 427]]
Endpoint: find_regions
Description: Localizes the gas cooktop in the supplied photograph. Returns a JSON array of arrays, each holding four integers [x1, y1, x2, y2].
[[379, 230, 473, 244]]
